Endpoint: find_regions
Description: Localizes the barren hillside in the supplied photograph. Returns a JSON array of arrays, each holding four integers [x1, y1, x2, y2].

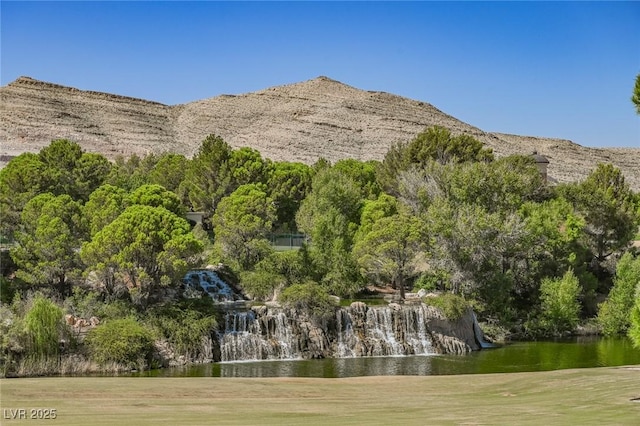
[[1, 76, 638, 190]]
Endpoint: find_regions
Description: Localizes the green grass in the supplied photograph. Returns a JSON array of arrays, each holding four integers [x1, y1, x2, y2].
[[1, 367, 639, 425]]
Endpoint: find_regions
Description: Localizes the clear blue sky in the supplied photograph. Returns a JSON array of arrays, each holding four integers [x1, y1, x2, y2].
[[2, 1, 639, 148]]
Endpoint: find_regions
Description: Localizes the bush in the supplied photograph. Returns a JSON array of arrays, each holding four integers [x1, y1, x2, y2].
[[536, 269, 581, 336], [239, 270, 283, 301], [86, 317, 154, 369], [23, 294, 66, 359], [279, 281, 337, 321], [145, 304, 217, 359], [413, 270, 449, 293], [598, 253, 640, 335], [423, 293, 469, 320], [629, 286, 640, 348]]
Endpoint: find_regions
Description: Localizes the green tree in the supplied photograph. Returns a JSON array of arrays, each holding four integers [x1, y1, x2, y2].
[[147, 153, 189, 194], [105, 154, 150, 191], [83, 184, 128, 238], [38, 139, 83, 197], [81, 205, 203, 306], [181, 135, 233, 221], [228, 147, 273, 189], [379, 126, 494, 195], [537, 269, 581, 336], [558, 164, 637, 264], [334, 159, 381, 200], [129, 184, 185, 216], [11, 194, 86, 296], [353, 211, 427, 299], [296, 168, 363, 296], [598, 253, 640, 335], [629, 287, 640, 348], [267, 161, 313, 230], [212, 184, 276, 270], [74, 153, 113, 201], [0, 153, 45, 240], [632, 73, 640, 115]]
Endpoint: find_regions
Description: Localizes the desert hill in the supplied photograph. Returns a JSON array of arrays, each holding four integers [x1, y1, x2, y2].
[[1, 76, 639, 190]]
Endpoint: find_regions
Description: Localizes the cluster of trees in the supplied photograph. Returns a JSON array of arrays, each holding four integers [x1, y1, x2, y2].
[[1, 120, 639, 373]]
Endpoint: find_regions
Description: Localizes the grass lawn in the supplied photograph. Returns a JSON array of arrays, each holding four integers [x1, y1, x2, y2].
[[1, 367, 639, 425]]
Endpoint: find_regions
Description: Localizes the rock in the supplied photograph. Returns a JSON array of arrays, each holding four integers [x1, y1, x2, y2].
[[417, 289, 427, 298], [3, 76, 637, 191]]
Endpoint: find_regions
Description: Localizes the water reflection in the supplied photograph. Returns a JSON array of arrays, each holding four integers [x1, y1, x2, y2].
[[139, 337, 640, 378]]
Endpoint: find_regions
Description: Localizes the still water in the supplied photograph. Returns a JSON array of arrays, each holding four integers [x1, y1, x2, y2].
[[140, 337, 640, 378]]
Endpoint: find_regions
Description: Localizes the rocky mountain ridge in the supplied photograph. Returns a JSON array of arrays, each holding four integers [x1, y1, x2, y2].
[[1, 75, 638, 190]]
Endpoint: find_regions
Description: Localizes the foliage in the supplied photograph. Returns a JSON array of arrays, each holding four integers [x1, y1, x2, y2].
[[632, 73, 640, 115], [557, 164, 637, 263], [81, 205, 203, 306], [86, 317, 154, 368], [423, 293, 469, 320], [105, 154, 150, 191], [212, 184, 276, 270], [240, 250, 308, 300], [353, 211, 427, 299], [378, 126, 493, 195], [333, 159, 381, 200], [147, 153, 189, 194], [536, 269, 581, 336], [413, 270, 450, 293], [629, 286, 640, 348], [11, 194, 86, 296], [23, 294, 66, 359], [145, 304, 217, 360], [181, 134, 233, 220], [0, 153, 45, 240], [296, 167, 363, 296], [598, 252, 640, 335], [279, 281, 338, 322], [129, 184, 185, 216], [425, 199, 530, 319], [83, 184, 128, 237], [267, 161, 313, 230]]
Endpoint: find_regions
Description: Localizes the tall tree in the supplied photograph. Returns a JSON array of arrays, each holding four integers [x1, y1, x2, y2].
[[296, 168, 363, 296], [81, 205, 203, 306], [598, 253, 640, 335], [632, 73, 640, 115], [83, 184, 128, 238], [267, 161, 313, 231], [181, 134, 233, 221], [11, 194, 86, 296], [147, 153, 189, 194], [558, 164, 637, 264], [353, 211, 427, 299], [129, 184, 185, 216], [212, 184, 276, 270], [0, 153, 45, 240]]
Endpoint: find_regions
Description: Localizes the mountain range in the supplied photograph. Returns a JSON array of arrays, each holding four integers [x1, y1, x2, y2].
[[1, 76, 638, 190]]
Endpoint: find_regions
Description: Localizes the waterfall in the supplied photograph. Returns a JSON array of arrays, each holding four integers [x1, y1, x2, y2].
[[184, 270, 243, 303], [219, 308, 301, 362], [336, 303, 434, 357]]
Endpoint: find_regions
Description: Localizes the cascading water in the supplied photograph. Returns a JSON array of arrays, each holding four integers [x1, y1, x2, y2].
[[335, 302, 434, 357], [216, 302, 437, 362], [184, 270, 243, 303], [219, 308, 301, 362]]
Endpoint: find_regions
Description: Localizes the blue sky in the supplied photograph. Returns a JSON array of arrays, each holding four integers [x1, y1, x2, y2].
[[2, 1, 639, 148]]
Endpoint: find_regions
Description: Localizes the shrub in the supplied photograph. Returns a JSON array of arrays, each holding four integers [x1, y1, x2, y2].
[[413, 270, 450, 293], [145, 305, 217, 359], [598, 253, 640, 335], [23, 294, 66, 359], [629, 286, 640, 348], [537, 269, 581, 336], [423, 293, 469, 320], [86, 317, 154, 369], [279, 281, 337, 321]]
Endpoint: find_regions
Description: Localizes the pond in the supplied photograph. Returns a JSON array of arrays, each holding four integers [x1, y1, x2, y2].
[[138, 336, 640, 378]]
